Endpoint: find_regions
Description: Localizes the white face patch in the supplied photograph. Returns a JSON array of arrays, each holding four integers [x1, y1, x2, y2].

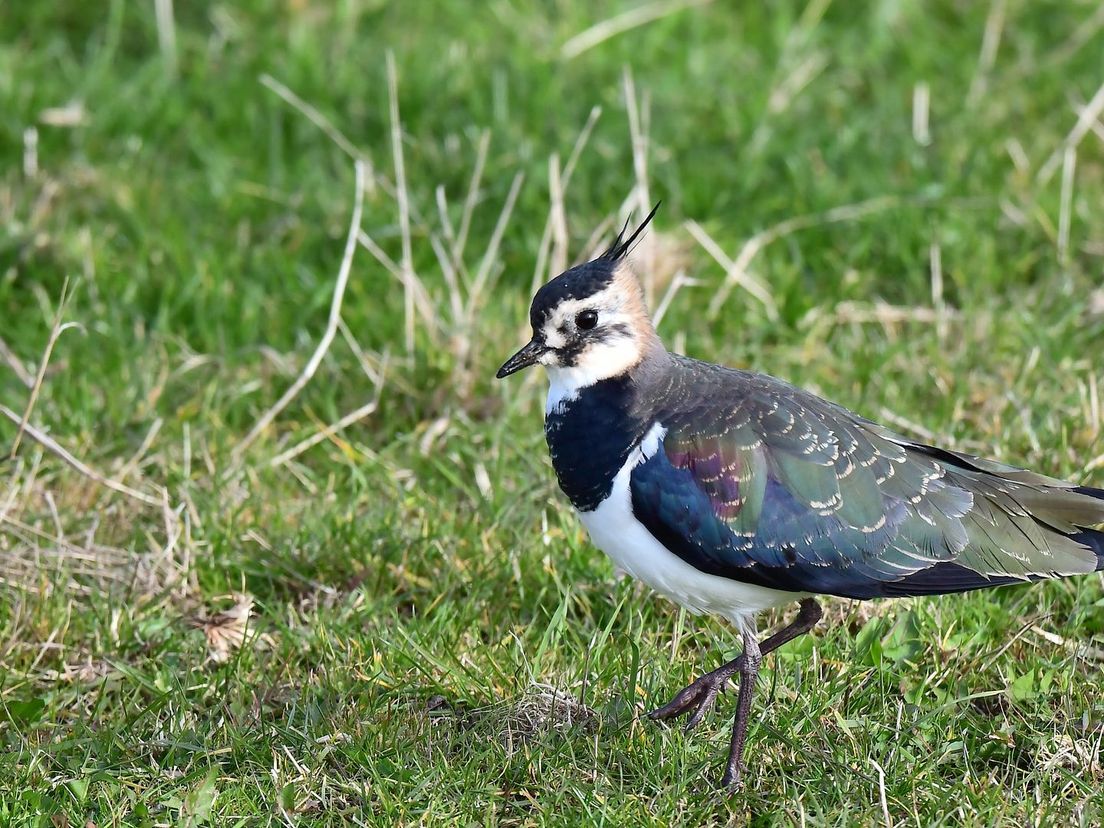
[[539, 283, 645, 412]]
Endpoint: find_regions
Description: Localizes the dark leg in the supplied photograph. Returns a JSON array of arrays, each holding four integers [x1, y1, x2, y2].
[[721, 629, 761, 787], [647, 598, 823, 785]]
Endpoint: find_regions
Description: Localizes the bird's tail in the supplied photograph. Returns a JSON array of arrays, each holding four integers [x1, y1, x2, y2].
[[1072, 485, 1104, 570]]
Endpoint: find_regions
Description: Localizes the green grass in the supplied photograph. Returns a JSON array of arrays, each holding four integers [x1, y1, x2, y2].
[[2, 0, 1104, 824]]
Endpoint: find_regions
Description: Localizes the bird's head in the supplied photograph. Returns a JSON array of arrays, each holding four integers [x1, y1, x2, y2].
[[496, 205, 663, 392]]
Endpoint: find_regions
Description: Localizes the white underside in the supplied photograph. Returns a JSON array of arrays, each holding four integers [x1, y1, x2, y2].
[[577, 423, 805, 633]]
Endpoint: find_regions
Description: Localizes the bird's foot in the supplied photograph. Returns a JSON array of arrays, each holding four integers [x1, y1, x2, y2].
[[647, 659, 741, 732]]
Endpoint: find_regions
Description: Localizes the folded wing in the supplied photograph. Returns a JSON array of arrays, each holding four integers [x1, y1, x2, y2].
[[629, 372, 1104, 599]]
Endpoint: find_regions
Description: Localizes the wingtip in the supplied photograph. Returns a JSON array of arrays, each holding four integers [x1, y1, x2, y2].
[[1074, 485, 1104, 501]]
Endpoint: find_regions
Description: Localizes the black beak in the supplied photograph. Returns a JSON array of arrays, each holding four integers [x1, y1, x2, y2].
[[496, 339, 547, 378]]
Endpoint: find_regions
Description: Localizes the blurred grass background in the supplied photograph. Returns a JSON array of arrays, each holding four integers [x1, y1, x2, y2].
[[1, 0, 1103, 824]]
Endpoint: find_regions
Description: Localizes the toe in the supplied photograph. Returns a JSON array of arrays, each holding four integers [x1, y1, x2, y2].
[[647, 684, 705, 720], [682, 689, 719, 732]]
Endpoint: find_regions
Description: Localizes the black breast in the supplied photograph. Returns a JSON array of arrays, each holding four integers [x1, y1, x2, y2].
[[544, 376, 651, 512]]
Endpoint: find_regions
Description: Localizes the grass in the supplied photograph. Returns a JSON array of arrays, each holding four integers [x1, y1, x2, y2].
[[1, 0, 1103, 824]]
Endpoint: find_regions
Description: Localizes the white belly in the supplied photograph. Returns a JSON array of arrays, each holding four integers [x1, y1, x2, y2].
[[577, 423, 804, 631]]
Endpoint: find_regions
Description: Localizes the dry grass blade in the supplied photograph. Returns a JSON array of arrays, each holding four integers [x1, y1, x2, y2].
[[1038, 733, 1102, 773], [231, 159, 367, 465], [930, 242, 947, 342], [651, 271, 700, 329], [453, 130, 491, 268], [913, 82, 931, 146], [0, 404, 161, 507], [154, 0, 178, 78], [1058, 146, 1076, 263], [684, 220, 778, 320], [38, 100, 87, 128], [1047, 4, 1104, 69], [440, 170, 526, 395], [429, 233, 465, 326], [623, 67, 650, 221], [23, 127, 37, 178], [766, 52, 828, 116], [469, 171, 525, 308], [966, 0, 1006, 105], [576, 215, 617, 263], [260, 74, 370, 168], [694, 195, 902, 320], [560, 0, 713, 60], [746, 1, 831, 152], [260, 72, 435, 221], [529, 107, 602, 295], [562, 106, 601, 183], [1089, 289, 1104, 318], [356, 229, 439, 339], [549, 154, 569, 277], [387, 52, 416, 354], [10, 277, 81, 457], [116, 417, 164, 484], [869, 757, 892, 828], [1087, 372, 1101, 442], [1037, 80, 1104, 186], [828, 300, 960, 328], [1028, 625, 1104, 663], [269, 358, 387, 468], [623, 68, 657, 304], [0, 336, 34, 388], [529, 218, 554, 300]]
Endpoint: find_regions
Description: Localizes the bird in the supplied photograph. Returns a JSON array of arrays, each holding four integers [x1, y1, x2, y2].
[[495, 205, 1104, 789]]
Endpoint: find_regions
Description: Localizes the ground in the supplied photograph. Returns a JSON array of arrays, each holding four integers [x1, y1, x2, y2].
[[1, 1, 1103, 825]]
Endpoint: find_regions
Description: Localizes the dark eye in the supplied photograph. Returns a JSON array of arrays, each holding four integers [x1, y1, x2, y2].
[[575, 310, 599, 330]]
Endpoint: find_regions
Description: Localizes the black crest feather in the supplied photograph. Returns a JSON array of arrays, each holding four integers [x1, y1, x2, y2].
[[601, 201, 661, 262]]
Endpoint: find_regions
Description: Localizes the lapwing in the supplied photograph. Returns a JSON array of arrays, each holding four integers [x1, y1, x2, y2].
[[495, 206, 1104, 788]]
